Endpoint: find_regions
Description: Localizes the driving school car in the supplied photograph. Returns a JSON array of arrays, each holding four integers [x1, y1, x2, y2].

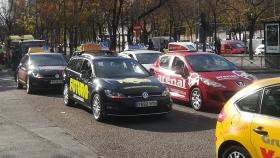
[[63, 54, 172, 121], [16, 52, 67, 94], [216, 77, 280, 158], [152, 52, 256, 110]]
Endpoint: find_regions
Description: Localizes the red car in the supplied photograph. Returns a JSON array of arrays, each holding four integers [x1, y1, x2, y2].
[[220, 40, 246, 54], [152, 52, 256, 110]]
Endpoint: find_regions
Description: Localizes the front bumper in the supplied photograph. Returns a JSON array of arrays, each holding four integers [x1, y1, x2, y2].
[[103, 96, 172, 116], [29, 76, 64, 89], [203, 87, 237, 107]]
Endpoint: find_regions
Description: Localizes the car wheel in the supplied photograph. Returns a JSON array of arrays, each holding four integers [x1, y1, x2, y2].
[[63, 84, 74, 106], [190, 88, 203, 111], [91, 94, 104, 121], [16, 74, 23, 89], [26, 77, 33, 94], [221, 145, 251, 158]]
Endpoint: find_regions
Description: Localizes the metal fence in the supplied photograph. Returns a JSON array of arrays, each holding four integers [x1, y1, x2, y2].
[[223, 54, 280, 71]]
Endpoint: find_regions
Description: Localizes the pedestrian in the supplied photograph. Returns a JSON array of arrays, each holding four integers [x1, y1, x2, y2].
[[215, 39, 221, 54], [148, 39, 154, 50]]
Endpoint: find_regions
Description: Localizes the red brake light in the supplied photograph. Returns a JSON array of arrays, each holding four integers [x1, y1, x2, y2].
[[217, 107, 227, 122]]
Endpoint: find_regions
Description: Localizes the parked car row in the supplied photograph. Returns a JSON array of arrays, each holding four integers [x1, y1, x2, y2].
[[15, 43, 280, 158]]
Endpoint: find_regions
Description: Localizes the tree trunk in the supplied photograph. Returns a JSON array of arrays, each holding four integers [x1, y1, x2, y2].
[[248, 19, 256, 60]]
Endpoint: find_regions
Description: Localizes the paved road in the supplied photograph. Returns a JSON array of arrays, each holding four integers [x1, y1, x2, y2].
[[0, 71, 279, 158]]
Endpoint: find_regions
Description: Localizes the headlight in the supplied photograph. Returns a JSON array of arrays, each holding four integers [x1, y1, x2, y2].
[[200, 77, 225, 88], [104, 90, 126, 99], [32, 72, 42, 78], [162, 87, 170, 97]]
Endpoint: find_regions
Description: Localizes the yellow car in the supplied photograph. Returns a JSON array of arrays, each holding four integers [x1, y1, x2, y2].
[[216, 77, 280, 158]]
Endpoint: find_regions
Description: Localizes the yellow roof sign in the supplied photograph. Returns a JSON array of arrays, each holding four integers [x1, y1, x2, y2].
[[28, 47, 45, 54], [80, 43, 101, 52]]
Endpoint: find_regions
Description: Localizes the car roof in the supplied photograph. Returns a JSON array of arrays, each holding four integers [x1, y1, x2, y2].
[[121, 50, 161, 54], [230, 77, 280, 102], [72, 53, 125, 61], [163, 51, 213, 56], [29, 52, 62, 56]]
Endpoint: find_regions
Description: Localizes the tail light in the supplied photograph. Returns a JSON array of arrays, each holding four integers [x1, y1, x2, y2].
[[217, 107, 227, 122]]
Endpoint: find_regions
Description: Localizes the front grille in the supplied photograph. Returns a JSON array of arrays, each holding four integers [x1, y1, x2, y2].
[[223, 91, 236, 100]]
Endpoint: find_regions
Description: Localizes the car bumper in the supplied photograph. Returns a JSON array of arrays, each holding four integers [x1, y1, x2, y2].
[[103, 96, 172, 116], [203, 88, 237, 107], [29, 76, 64, 89]]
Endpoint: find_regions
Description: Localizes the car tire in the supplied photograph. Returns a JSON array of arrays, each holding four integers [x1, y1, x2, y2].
[[91, 94, 104, 121], [190, 88, 203, 111], [26, 76, 33, 94], [16, 74, 23, 89], [221, 145, 251, 158], [63, 84, 74, 106]]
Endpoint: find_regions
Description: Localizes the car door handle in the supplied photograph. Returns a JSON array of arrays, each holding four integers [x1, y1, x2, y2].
[[253, 127, 268, 136]]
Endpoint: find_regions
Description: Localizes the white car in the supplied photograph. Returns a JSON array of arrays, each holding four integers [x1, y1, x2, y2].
[[119, 50, 162, 71], [255, 44, 264, 55]]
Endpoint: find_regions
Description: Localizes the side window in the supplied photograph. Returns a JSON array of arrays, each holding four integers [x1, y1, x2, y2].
[[236, 90, 262, 113], [81, 60, 93, 78], [171, 57, 185, 71], [159, 56, 171, 69], [69, 59, 83, 72], [261, 86, 280, 118], [67, 59, 76, 69]]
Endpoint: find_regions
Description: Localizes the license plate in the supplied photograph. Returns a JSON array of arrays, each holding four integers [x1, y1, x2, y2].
[[136, 101, 157, 108], [50, 80, 63, 84]]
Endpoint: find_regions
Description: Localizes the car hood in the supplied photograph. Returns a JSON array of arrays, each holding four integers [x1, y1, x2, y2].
[[195, 70, 256, 87], [36, 66, 66, 75], [99, 76, 165, 95]]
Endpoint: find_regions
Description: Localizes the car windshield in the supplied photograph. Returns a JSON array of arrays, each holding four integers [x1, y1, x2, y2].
[[186, 54, 238, 72], [135, 53, 161, 64], [30, 54, 67, 66], [94, 58, 150, 78]]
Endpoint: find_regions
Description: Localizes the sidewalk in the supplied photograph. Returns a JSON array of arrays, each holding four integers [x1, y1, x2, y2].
[[0, 71, 99, 158]]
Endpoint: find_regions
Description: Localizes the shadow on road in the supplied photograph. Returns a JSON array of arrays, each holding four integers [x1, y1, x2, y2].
[[173, 99, 222, 114], [30, 89, 63, 98], [103, 110, 217, 133]]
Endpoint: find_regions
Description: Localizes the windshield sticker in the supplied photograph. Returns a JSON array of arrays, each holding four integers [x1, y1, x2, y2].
[[232, 71, 256, 81], [39, 66, 65, 70], [216, 75, 238, 81], [188, 73, 200, 87], [157, 75, 186, 89], [123, 85, 159, 90], [70, 78, 88, 100], [117, 78, 152, 84]]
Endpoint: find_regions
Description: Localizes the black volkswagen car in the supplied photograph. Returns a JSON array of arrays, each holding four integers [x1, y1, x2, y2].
[[16, 53, 67, 94], [63, 54, 172, 121]]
